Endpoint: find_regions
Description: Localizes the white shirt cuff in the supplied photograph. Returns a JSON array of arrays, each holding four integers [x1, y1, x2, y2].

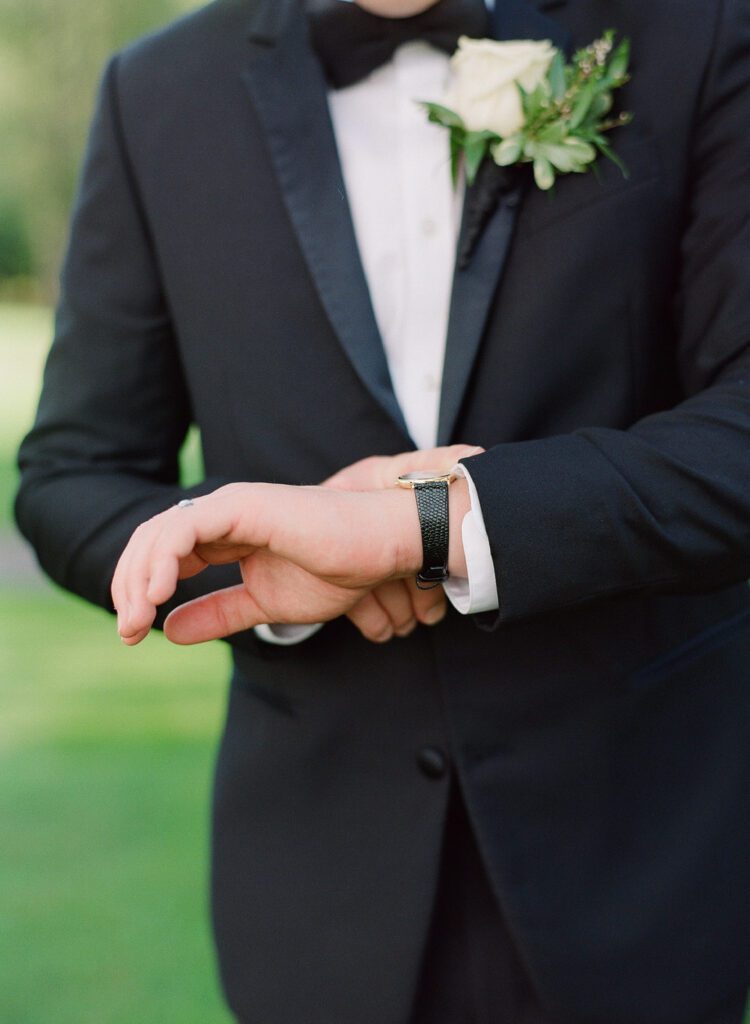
[[442, 462, 500, 615], [254, 623, 324, 646]]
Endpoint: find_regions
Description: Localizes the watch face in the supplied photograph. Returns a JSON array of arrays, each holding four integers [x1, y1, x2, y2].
[[397, 470, 455, 486], [400, 471, 445, 482]]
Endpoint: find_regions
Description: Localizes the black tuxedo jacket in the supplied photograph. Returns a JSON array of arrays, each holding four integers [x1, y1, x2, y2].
[[16, 0, 750, 1021]]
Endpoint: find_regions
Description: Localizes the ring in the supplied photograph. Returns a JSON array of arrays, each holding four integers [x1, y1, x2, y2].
[[177, 499, 194, 509]]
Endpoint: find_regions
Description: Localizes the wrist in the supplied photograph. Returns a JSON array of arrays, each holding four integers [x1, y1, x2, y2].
[[384, 486, 425, 577], [448, 476, 470, 578], [386, 476, 470, 581]]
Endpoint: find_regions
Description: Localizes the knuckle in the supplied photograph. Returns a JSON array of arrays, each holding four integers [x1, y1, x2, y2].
[[416, 597, 446, 623], [214, 602, 235, 637], [357, 609, 392, 642], [413, 589, 442, 610], [392, 610, 414, 631]]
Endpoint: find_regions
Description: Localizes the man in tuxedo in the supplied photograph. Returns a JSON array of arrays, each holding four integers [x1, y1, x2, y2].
[[15, 0, 750, 1021]]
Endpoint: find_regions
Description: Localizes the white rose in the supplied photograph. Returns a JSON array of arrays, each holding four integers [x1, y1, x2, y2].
[[444, 36, 558, 138]]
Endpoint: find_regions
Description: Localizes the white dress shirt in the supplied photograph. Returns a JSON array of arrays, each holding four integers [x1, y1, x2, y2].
[[256, 27, 500, 645]]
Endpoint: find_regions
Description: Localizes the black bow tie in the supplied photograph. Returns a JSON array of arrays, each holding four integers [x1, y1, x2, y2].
[[306, 0, 491, 89]]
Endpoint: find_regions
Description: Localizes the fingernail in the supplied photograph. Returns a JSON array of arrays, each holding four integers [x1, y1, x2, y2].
[[468, 446, 484, 456], [396, 620, 417, 638], [423, 606, 446, 626]]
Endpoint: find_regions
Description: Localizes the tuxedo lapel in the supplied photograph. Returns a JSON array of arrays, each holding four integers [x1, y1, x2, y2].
[[437, 0, 571, 445], [494, 0, 571, 43], [242, 0, 412, 442]]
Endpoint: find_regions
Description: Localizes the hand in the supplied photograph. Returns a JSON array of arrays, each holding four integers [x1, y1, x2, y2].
[[323, 444, 483, 492], [112, 482, 425, 646], [324, 444, 483, 642]]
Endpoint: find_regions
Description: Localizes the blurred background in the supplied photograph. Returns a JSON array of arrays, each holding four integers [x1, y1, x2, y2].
[[0, 2, 233, 1020]]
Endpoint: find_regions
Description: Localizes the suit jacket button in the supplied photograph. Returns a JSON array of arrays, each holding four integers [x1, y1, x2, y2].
[[417, 746, 448, 779]]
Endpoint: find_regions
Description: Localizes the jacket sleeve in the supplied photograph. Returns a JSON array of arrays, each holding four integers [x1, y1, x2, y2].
[[14, 55, 246, 637], [463, 0, 750, 624]]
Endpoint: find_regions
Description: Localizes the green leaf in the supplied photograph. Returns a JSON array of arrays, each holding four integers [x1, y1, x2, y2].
[[563, 138, 597, 163], [422, 101, 466, 131], [516, 81, 533, 121], [608, 37, 630, 82], [464, 132, 490, 185], [523, 138, 539, 160], [492, 136, 523, 167], [538, 122, 568, 144], [598, 141, 627, 179], [596, 140, 629, 178], [540, 141, 594, 173], [548, 50, 567, 102], [450, 134, 463, 185], [468, 129, 503, 144], [533, 156, 555, 190], [535, 143, 575, 173], [591, 91, 613, 118], [586, 131, 609, 147], [527, 81, 551, 122], [568, 80, 597, 130]]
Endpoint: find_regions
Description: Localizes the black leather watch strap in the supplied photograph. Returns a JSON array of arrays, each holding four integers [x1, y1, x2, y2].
[[414, 481, 450, 589]]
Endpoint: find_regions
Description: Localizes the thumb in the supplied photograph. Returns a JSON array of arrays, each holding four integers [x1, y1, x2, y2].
[[390, 444, 484, 477], [164, 585, 266, 644]]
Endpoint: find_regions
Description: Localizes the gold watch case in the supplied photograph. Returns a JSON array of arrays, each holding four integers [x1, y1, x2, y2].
[[396, 470, 457, 488]]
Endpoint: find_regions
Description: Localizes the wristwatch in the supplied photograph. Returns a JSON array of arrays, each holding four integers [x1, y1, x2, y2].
[[397, 470, 456, 589]]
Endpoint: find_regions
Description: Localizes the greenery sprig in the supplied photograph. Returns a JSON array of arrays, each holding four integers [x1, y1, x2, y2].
[[424, 30, 633, 190]]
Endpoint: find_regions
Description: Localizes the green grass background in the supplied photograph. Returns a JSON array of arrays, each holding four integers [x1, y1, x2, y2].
[[2, 304, 748, 1023], [1, 304, 232, 1023]]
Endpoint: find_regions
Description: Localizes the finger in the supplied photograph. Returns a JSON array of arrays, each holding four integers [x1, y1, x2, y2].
[[324, 445, 485, 493], [193, 543, 258, 565], [134, 517, 196, 620], [406, 577, 448, 626], [119, 605, 157, 643], [164, 585, 266, 645], [369, 580, 417, 637], [112, 519, 158, 637], [120, 626, 151, 647], [120, 495, 243, 637], [388, 444, 485, 481], [323, 455, 385, 491], [111, 557, 130, 634], [147, 538, 218, 603], [177, 551, 211, 579], [112, 514, 158, 630], [117, 512, 198, 638], [346, 592, 395, 643]]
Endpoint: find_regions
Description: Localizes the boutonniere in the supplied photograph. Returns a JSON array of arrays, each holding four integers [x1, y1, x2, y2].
[[423, 30, 632, 191]]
